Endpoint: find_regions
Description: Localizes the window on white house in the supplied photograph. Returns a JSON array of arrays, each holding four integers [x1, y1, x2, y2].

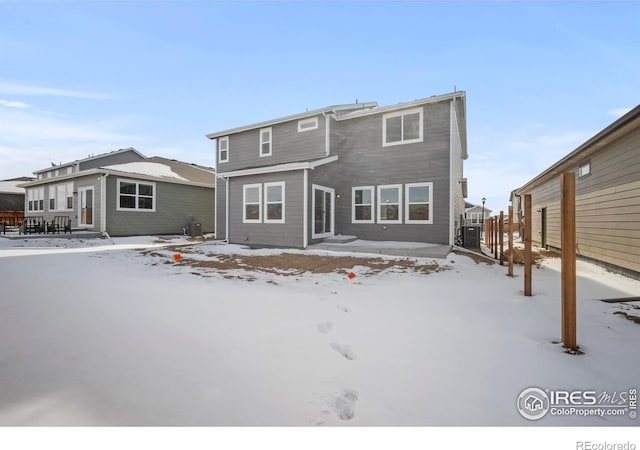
[[117, 179, 155, 211], [219, 136, 229, 163], [264, 182, 285, 223], [377, 184, 402, 223], [259, 127, 272, 157], [243, 184, 262, 223], [383, 108, 423, 147], [298, 117, 318, 132], [50, 182, 73, 211], [27, 187, 44, 211], [352, 186, 374, 223], [578, 161, 591, 178]]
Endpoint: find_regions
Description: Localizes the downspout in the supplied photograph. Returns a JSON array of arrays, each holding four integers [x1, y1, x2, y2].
[[225, 176, 230, 243], [303, 169, 308, 248], [101, 172, 109, 238]]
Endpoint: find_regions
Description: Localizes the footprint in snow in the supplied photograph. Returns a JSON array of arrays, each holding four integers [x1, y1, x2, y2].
[[330, 342, 357, 360], [317, 321, 333, 334], [329, 389, 358, 421]]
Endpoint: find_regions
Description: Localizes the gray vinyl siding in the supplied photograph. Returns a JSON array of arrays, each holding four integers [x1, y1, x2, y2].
[[227, 171, 305, 248], [217, 115, 326, 172], [78, 150, 145, 171], [309, 101, 452, 244], [519, 124, 640, 277], [106, 177, 214, 236], [215, 177, 227, 240]]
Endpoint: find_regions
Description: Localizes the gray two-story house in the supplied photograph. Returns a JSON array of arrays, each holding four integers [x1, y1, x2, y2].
[[207, 92, 468, 248]]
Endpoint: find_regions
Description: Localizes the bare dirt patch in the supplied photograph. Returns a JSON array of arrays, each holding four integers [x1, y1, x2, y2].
[[141, 246, 446, 277]]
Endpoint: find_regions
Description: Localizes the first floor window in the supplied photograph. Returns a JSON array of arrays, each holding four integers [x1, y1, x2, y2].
[[352, 186, 374, 223], [264, 182, 285, 223], [405, 182, 432, 224], [27, 187, 44, 211], [377, 185, 402, 223], [50, 182, 73, 211], [243, 184, 262, 223], [118, 179, 155, 211]]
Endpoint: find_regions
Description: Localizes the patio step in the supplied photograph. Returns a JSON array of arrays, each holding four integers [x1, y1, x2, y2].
[[323, 235, 358, 244]]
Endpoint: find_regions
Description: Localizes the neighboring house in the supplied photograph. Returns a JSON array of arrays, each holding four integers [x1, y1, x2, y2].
[[464, 201, 491, 225], [513, 105, 640, 280], [20, 148, 215, 236], [207, 92, 468, 248], [0, 177, 32, 226]]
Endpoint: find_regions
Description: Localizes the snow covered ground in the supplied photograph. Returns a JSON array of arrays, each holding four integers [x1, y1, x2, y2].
[[0, 235, 638, 430]]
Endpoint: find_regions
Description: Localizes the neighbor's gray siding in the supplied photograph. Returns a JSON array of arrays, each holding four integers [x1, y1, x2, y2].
[[227, 171, 305, 248], [309, 100, 452, 244], [106, 177, 214, 236], [215, 176, 227, 240], [520, 125, 640, 277], [25, 174, 102, 230], [78, 149, 145, 171], [217, 115, 326, 172]]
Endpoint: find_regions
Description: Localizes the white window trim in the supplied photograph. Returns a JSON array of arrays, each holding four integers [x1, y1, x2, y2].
[[298, 117, 318, 132], [377, 184, 403, 224], [50, 182, 74, 212], [116, 178, 156, 212], [27, 187, 44, 212], [382, 107, 424, 147], [264, 181, 285, 224], [259, 127, 272, 157], [243, 183, 262, 223], [405, 182, 433, 224], [351, 186, 375, 224], [578, 161, 591, 178], [218, 136, 229, 163]]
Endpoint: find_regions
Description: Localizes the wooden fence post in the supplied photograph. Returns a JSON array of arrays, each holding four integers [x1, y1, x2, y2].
[[493, 216, 498, 259], [524, 194, 532, 296], [499, 210, 504, 265], [508, 205, 514, 277], [561, 173, 577, 351]]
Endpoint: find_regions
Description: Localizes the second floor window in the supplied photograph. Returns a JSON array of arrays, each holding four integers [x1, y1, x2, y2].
[[260, 127, 272, 157], [219, 137, 229, 163], [383, 108, 423, 147]]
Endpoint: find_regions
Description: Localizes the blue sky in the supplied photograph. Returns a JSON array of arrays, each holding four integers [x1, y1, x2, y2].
[[0, 1, 638, 212]]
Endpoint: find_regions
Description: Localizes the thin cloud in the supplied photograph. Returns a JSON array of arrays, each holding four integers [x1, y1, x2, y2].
[[608, 107, 632, 118], [0, 99, 31, 109], [0, 81, 116, 100]]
